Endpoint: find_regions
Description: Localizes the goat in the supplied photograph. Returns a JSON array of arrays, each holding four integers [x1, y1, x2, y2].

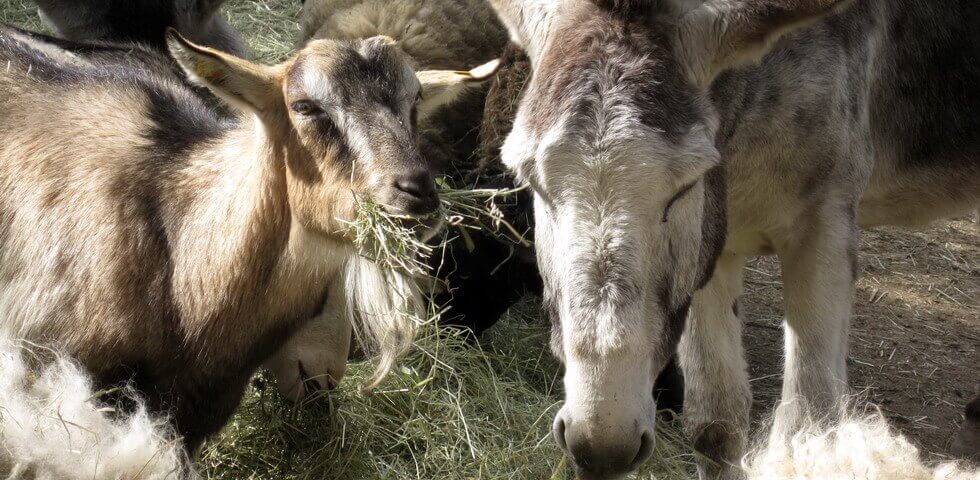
[[269, 0, 524, 400], [34, 0, 244, 56], [0, 26, 459, 452]]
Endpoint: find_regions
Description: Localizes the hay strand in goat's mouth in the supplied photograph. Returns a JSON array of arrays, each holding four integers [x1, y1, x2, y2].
[[342, 180, 531, 278]]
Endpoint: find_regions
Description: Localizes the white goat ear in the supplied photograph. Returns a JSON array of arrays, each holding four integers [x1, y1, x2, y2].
[[675, 0, 855, 87], [415, 59, 502, 123], [486, 0, 556, 64], [166, 28, 277, 113]]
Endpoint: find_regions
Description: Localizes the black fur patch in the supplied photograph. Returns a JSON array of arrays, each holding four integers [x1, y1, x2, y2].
[[695, 166, 727, 291], [142, 85, 231, 160]]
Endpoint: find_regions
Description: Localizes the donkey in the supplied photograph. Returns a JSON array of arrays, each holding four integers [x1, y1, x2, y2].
[[34, 0, 244, 56], [486, 0, 980, 478], [0, 27, 459, 451]]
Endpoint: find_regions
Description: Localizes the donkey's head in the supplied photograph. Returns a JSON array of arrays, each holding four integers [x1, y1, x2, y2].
[[167, 33, 495, 243], [488, 0, 852, 477]]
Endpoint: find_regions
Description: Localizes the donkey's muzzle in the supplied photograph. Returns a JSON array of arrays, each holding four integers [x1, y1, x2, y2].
[[555, 414, 655, 480]]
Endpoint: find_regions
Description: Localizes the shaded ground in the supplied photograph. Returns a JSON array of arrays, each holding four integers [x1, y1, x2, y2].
[[742, 218, 978, 461]]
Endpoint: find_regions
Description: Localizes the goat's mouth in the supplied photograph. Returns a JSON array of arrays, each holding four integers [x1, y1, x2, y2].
[[385, 207, 446, 242]]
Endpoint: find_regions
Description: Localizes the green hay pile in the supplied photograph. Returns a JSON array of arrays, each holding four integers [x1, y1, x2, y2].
[[0, 0, 47, 31], [0, 1, 699, 478], [200, 303, 697, 480]]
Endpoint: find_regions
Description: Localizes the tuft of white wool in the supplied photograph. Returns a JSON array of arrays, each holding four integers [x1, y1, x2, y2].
[[343, 255, 424, 388], [0, 339, 194, 480], [744, 411, 980, 480]]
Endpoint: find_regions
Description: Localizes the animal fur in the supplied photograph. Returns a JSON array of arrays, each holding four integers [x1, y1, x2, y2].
[[0, 338, 194, 479], [0, 27, 438, 450], [744, 411, 979, 480], [485, 0, 979, 477], [34, 0, 244, 56]]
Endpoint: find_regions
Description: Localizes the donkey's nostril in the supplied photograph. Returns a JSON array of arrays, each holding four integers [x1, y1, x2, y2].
[[553, 416, 568, 452], [393, 171, 436, 200]]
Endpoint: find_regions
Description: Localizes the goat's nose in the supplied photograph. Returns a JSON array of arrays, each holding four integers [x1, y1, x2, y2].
[[391, 170, 439, 215], [554, 416, 655, 480]]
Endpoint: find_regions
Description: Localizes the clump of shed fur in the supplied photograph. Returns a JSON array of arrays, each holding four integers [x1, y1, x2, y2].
[[744, 409, 979, 480], [0, 339, 193, 479]]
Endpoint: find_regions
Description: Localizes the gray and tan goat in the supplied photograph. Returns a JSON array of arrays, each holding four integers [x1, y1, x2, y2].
[[266, 0, 513, 401], [0, 27, 459, 451], [487, 0, 980, 478]]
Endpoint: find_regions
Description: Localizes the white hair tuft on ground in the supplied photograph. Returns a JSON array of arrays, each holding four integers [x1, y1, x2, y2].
[[745, 410, 979, 480], [0, 338, 194, 479]]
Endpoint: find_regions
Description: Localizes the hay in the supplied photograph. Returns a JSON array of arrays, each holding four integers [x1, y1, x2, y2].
[[343, 181, 531, 278], [200, 303, 698, 480]]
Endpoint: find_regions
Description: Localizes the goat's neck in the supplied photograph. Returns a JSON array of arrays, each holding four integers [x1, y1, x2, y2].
[[170, 115, 342, 346]]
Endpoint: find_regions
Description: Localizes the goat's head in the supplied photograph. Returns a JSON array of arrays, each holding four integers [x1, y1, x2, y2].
[[487, 0, 853, 477], [167, 32, 496, 245]]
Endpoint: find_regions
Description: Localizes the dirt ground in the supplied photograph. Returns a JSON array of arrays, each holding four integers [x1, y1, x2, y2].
[[741, 217, 978, 461]]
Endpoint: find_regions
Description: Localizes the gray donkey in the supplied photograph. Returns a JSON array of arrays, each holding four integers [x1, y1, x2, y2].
[[486, 0, 979, 478]]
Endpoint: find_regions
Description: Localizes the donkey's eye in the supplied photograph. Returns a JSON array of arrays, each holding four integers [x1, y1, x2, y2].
[[661, 182, 695, 223], [291, 100, 323, 116]]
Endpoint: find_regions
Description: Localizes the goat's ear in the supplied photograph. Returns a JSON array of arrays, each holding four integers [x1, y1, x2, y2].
[[415, 59, 502, 123], [486, 0, 556, 65], [166, 29, 278, 114], [675, 0, 855, 87]]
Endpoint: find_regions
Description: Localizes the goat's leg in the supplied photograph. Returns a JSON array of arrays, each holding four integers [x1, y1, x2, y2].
[[679, 251, 751, 480], [771, 206, 857, 441]]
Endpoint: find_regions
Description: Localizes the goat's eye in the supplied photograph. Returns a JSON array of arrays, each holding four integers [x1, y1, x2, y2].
[[661, 182, 695, 223], [291, 100, 323, 116]]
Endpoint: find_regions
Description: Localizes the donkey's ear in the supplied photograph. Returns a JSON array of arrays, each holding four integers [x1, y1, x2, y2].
[[415, 59, 502, 123], [486, 0, 557, 64], [166, 29, 278, 114], [675, 0, 855, 87]]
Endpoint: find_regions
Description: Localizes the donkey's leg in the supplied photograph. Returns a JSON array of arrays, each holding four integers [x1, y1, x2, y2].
[[771, 204, 857, 440], [679, 251, 750, 480]]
